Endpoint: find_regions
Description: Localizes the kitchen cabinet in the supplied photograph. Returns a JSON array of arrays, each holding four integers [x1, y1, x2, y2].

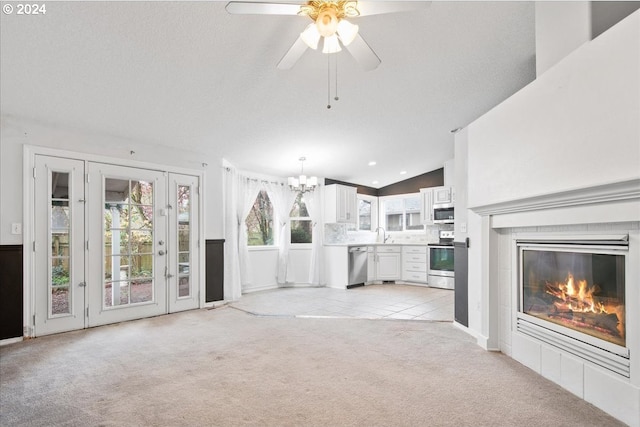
[[420, 188, 434, 225], [324, 184, 357, 224], [324, 245, 350, 289], [402, 246, 428, 284], [367, 246, 376, 281], [375, 245, 401, 281], [433, 186, 453, 204]]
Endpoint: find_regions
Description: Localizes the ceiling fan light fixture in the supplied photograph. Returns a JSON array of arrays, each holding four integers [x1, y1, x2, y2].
[[322, 34, 342, 54], [336, 19, 358, 46], [301, 23, 321, 49], [315, 8, 339, 37]]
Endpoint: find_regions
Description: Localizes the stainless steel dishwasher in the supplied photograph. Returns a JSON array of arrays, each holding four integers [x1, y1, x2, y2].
[[348, 246, 368, 288]]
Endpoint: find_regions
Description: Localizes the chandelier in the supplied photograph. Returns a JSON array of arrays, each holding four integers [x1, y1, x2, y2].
[[288, 157, 318, 193], [298, 1, 360, 53]]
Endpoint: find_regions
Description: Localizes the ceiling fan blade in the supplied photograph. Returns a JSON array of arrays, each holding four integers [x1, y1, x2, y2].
[[225, 2, 302, 15], [344, 33, 381, 71], [277, 36, 309, 69], [356, 1, 431, 17]]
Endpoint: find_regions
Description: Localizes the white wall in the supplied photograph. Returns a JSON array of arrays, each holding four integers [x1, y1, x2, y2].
[[462, 10, 640, 423], [535, 2, 591, 76], [468, 10, 640, 210], [0, 115, 225, 244], [243, 248, 312, 293]]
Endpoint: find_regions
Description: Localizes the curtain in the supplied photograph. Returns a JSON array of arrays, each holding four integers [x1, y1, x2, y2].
[[305, 185, 325, 285], [223, 166, 260, 300], [223, 166, 241, 301], [237, 175, 261, 289], [266, 182, 297, 285]]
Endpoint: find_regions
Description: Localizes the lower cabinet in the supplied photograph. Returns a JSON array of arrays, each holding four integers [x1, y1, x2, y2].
[[402, 246, 428, 284], [371, 245, 402, 282]]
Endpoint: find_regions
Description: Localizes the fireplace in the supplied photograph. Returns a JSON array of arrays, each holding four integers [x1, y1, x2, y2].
[[516, 235, 630, 377]]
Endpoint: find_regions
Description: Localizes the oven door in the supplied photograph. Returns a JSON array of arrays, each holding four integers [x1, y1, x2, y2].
[[429, 246, 455, 277]]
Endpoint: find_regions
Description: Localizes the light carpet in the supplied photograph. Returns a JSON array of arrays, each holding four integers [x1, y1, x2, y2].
[[0, 307, 624, 426]]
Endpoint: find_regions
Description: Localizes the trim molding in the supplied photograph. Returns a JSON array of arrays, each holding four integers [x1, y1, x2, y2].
[[470, 178, 640, 216]]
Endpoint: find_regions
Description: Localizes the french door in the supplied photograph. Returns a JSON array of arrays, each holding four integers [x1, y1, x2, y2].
[[33, 156, 200, 336], [87, 163, 168, 327], [34, 156, 86, 335]]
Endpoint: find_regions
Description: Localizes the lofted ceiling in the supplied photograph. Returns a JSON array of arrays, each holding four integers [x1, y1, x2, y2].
[[0, 1, 536, 188]]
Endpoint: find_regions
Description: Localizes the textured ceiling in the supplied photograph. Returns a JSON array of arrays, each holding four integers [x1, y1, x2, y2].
[[1, 1, 536, 188]]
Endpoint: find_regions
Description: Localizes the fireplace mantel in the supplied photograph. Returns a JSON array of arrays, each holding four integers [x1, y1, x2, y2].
[[470, 178, 640, 218]]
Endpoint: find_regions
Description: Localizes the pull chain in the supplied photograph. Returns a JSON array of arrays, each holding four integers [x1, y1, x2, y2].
[[327, 53, 332, 109], [334, 52, 339, 102], [326, 53, 340, 109]]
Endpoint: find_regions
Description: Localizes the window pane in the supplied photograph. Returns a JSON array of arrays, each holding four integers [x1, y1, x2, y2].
[[51, 204, 70, 230], [405, 196, 422, 212], [130, 180, 153, 205], [405, 212, 423, 230], [291, 220, 312, 243], [290, 193, 309, 217], [246, 190, 274, 246], [384, 198, 404, 214], [131, 279, 153, 304], [105, 178, 130, 203], [386, 213, 403, 231], [358, 199, 371, 231]]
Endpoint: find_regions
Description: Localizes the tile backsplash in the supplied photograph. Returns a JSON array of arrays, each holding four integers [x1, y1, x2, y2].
[[323, 223, 449, 245]]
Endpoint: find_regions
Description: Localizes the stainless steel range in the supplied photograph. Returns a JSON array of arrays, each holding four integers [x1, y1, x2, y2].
[[428, 230, 455, 290]]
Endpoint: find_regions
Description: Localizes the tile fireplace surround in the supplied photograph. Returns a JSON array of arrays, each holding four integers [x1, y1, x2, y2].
[[472, 179, 640, 426]]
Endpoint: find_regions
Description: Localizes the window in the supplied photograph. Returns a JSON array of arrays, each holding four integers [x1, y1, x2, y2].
[[246, 190, 274, 246], [290, 192, 312, 244], [357, 194, 377, 232], [381, 194, 424, 232]]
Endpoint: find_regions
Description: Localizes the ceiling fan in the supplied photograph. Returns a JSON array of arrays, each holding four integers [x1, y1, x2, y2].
[[225, 1, 431, 71]]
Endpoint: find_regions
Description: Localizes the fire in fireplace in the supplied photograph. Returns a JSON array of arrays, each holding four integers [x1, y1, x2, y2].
[[521, 247, 626, 348]]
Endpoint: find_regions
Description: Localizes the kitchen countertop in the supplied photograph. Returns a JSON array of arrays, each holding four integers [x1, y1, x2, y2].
[[324, 242, 435, 247]]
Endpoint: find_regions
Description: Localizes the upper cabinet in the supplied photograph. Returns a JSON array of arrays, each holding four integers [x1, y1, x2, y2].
[[433, 186, 453, 205], [420, 188, 434, 225], [421, 185, 455, 225], [324, 184, 357, 223]]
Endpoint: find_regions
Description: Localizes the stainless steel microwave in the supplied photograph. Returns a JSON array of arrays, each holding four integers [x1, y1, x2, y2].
[[433, 204, 454, 224]]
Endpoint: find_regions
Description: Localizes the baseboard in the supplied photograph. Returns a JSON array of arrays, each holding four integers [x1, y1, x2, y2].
[[0, 336, 24, 347]]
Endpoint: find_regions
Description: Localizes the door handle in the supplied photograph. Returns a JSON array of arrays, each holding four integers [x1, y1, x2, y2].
[[78, 281, 86, 287], [158, 250, 166, 256]]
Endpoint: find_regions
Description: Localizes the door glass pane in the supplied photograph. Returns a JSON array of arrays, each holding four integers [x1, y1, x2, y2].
[[50, 172, 71, 316], [177, 185, 190, 298], [104, 178, 154, 308], [131, 279, 153, 303]]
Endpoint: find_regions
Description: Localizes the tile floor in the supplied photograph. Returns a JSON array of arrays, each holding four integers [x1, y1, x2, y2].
[[230, 284, 454, 321]]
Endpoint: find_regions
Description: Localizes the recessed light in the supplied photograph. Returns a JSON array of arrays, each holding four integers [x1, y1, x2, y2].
[[368, 161, 377, 166], [372, 180, 379, 185], [400, 171, 407, 175]]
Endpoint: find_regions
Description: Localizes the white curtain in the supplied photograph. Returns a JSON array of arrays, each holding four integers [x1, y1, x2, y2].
[[223, 166, 260, 300], [266, 182, 297, 285], [237, 175, 261, 289], [305, 185, 325, 285]]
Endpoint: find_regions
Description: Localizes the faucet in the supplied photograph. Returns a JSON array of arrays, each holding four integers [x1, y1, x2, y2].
[[375, 227, 390, 243]]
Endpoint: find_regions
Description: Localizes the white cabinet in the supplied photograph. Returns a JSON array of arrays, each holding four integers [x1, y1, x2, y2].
[[433, 186, 453, 204], [420, 188, 434, 225], [324, 184, 357, 224], [375, 245, 402, 281], [402, 246, 428, 284], [367, 246, 376, 281]]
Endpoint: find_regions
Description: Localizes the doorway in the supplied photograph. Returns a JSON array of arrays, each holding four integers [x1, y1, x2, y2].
[[31, 155, 201, 336]]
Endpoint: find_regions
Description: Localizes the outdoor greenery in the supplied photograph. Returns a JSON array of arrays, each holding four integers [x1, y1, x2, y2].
[[247, 190, 274, 246], [51, 265, 69, 286]]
